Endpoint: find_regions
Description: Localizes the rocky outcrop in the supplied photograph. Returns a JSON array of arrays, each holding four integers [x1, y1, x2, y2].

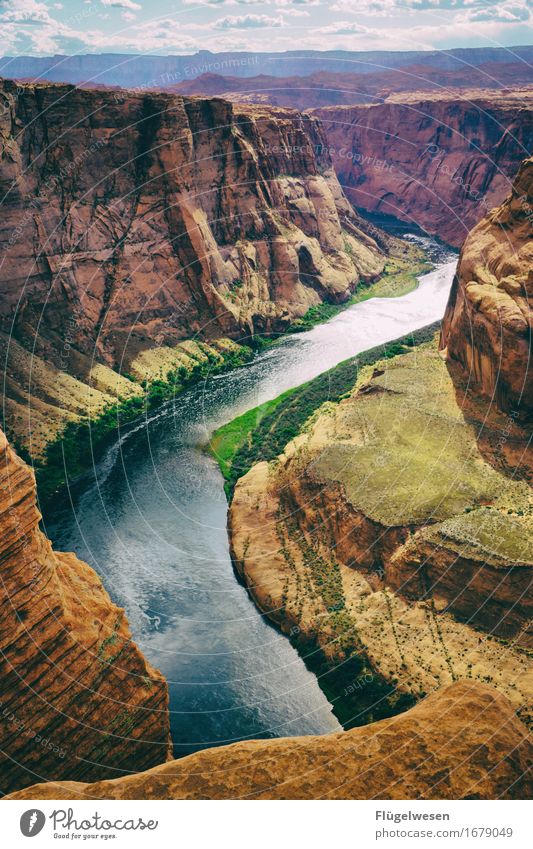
[[440, 156, 533, 420], [0, 79, 389, 455], [0, 428, 172, 796], [6, 682, 532, 800], [229, 343, 532, 724], [314, 92, 532, 246]]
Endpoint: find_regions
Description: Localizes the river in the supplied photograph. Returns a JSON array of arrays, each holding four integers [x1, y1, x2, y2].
[[45, 236, 457, 757]]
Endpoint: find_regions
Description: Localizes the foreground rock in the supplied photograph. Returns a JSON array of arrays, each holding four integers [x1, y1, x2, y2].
[[6, 682, 531, 800], [0, 430, 171, 795], [314, 91, 532, 247], [441, 156, 533, 420]]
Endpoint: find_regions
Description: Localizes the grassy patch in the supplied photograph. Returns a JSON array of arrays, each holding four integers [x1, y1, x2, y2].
[[209, 323, 440, 498], [35, 342, 253, 505]]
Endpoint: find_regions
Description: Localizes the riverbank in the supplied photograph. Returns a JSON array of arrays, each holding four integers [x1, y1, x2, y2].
[[209, 322, 440, 498], [33, 339, 253, 504], [45, 241, 460, 755]]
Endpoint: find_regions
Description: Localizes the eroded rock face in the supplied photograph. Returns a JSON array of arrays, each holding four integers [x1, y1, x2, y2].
[[0, 429, 172, 795], [440, 156, 533, 420], [6, 682, 532, 800], [0, 81, 384, 359], [314, 92, 532, 247], [0, 79, 387, 455]]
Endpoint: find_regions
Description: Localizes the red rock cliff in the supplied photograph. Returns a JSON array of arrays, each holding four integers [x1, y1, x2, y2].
[[314, 91, 532, 246], [0, 80, 385, 369], [0, 428, 172, 795], [441, 155, 533, 420]]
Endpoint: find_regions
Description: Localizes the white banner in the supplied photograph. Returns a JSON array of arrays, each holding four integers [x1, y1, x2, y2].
[[1, 799, 531, 848]]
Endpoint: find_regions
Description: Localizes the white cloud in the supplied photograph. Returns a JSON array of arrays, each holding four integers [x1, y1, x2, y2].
[[214, 13, 284, 28], [315, 20, 376, 35], [101, 0, 141, 10], [456, 1, 531, 23]]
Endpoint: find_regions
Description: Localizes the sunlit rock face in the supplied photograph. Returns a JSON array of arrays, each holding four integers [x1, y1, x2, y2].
[[441, 155, 533, 421], [0, 80, 388, 455], [6, 682, 532, 800], [0, 428, 172, 795]]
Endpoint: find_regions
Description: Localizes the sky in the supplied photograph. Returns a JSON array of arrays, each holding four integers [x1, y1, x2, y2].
[[1, 0, 532, 56]]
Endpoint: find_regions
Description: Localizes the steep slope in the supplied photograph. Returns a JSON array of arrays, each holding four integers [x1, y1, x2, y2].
[[0, 79, 390, 457], [0, 428, 171, 795], [314, 92, 532, 246], [7, 682, 532, 800], [441, 155, 533, 420]]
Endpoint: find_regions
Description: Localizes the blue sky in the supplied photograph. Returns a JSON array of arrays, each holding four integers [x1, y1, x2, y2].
[[1, 0, 532, 56]]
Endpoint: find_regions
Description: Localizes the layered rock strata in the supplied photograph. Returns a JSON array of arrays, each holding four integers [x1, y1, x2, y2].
[[229, 343, 532, 722], [441, 156, 533, 420], [0, 79, 390, 455], [314, 92, 533, 246], [0, 429, 172, 796], [6, 682, 532, 800]]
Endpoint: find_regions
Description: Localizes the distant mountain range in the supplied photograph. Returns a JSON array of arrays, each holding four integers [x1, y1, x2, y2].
[[1, 45, 532, 89]]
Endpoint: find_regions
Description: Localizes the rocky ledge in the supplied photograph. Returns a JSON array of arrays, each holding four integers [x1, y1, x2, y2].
[[0, 79, 396, 457], [229, 341, 532, 724], [6, 682, 531, 800], [0, 429, 171, 796]]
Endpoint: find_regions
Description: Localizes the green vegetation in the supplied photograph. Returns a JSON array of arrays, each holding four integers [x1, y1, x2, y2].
[[36, 342, 253, 505], [311, 348, 522, 526], [286, 253, 432, 335], [209, 323, 440, 498]]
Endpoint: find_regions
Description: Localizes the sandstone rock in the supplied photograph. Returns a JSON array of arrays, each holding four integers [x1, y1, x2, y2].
[[314, 92, 532, 247], [441, 156, 533, 420], [0, 80, 387, 455], [0, 429, 172, 795], [6, 682, 532, 800]]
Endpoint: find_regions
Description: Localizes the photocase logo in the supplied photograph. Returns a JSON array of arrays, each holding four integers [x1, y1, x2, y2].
[[20, 809, 46, 837]]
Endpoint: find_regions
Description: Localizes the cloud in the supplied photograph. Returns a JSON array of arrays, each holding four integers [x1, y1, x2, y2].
[[214, 13, 284, 28], [101, 0, 141, 10], [456, 1, 531, 23], [316, 20, 376, 35]]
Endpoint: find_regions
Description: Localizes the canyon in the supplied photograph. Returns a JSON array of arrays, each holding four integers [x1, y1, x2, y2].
[[0, 68, 530, 802], [226, 157, 532, 748], [7, 682, 531, 800]]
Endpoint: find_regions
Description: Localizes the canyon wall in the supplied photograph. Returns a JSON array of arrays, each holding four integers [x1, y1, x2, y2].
[[441, 155, 532, 420], [7, 682, 532, 800], [0, 79, 389, 456], [0, 428, 172, 795], [314, 92, 532, 246]]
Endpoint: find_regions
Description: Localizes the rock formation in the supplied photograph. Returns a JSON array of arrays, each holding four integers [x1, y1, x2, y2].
[[0, 79, 389, 456], [441, 155, 533, 420], [6, 682, 532, 800], [0, 428, 172, 796], [314, 91, 532, 246]]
